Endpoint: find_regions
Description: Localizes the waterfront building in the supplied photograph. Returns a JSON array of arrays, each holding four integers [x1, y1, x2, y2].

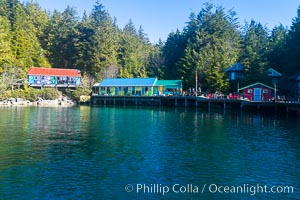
[[226, 62, 245, 97], [92, 78, 183, 96], [154, 80, 182, 96], [288, 73, 300, 98], [267, 68, 282, 101], [27, 67, 81, 88], [225, 62, 244, 81], [96, 77, 156, 96], [238, 82, 274, 101]]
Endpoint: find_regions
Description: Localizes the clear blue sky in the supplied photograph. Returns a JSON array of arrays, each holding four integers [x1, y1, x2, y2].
[[34, 0, 299, 43]]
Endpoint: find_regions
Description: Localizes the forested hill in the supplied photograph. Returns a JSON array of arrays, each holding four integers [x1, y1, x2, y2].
[[0, 0, 299, 92]]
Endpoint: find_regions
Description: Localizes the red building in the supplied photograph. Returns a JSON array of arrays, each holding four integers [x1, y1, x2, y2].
[[239, 82, 274, 101], [27, 67, 81, 88]]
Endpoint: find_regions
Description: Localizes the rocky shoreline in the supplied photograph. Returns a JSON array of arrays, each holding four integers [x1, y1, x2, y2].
[[0, 97, 75, 107]]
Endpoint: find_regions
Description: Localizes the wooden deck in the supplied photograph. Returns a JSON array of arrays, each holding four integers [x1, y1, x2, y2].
[[90, 95, 300, 115]]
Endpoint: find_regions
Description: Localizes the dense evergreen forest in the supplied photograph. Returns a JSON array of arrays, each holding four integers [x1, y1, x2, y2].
[[0, 0, 299, 94]]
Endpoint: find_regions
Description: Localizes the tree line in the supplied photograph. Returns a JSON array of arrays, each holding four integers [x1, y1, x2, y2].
[[0, 0, 299, 94]]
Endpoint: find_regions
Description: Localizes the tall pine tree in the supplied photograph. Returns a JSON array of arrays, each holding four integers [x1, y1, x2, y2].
[[178, 4, 240, 92], [240, 20, 270, 84], [284, 6, 300, 76], [43, 7, 78, 69], [0, 16, 14, 71], [87, 1, 119, 79], [12, 3, 50, 75]]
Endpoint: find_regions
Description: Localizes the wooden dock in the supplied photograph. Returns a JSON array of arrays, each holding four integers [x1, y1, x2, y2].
[[90, 95, 300, 115]]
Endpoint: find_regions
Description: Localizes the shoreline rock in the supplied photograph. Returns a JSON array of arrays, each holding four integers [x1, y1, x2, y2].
[[0, 98, 76, 107]]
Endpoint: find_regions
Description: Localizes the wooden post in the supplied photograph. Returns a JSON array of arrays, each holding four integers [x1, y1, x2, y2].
[[195, 71, 198, 96], [274, 81, 277, 102], [237, 80, 239, 99]]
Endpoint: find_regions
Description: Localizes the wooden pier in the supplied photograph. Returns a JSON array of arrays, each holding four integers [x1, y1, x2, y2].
[[90, 95, 300, 115]]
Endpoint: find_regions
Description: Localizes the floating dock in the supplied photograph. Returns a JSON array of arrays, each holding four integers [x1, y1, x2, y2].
[[91, 95, 300, 115]]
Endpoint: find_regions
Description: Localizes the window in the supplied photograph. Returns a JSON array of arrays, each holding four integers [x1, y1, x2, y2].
[[263, 89, 268, 94], [247, 89, 252, 94], [230, 72, 236, 80]]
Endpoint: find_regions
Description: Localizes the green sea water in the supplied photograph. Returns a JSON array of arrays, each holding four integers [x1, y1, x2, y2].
[[0, 106, 299, 199]]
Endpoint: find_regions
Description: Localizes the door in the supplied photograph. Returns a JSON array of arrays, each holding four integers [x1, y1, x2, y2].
[[141, 87, 145, 96], [254, 88, 261, 101]]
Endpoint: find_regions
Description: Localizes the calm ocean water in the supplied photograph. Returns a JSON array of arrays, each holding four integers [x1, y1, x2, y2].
[[0, 106, 299, 200]]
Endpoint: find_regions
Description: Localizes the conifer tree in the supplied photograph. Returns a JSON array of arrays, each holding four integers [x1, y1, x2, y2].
[[147, 41, 165, 79], [268, 25, 288, 72], [43, 7, 78, 69], [73, 12, 96, 75], [89, 1, 119, 80], [118, 19, 148, 78], [284, 6, 300, 76], [0, 16, 14, 71], [178, 4, 240, 92], [12, 3, 50, 75], [161, 30, 186, 80], [240, 20, 270, 84]]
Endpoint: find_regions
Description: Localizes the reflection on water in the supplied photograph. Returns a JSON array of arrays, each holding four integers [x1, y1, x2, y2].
[[0, 106, 299, 199]]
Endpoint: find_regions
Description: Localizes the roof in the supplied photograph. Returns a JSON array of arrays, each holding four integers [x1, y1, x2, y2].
[[225, 62, 244, 72], [99, 78, 157, 87], [267, 68, 282, 77], [289, 73, 300, 81], [154, 80, 182, 87], [28, 67, 81, 77], [93, 83, 100, 87], [239, 82, 274, 91]]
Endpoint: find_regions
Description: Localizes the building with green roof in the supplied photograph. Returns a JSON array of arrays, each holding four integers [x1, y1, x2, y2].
[[92, 78, 182, 96], [154, 80, 182, 96]]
